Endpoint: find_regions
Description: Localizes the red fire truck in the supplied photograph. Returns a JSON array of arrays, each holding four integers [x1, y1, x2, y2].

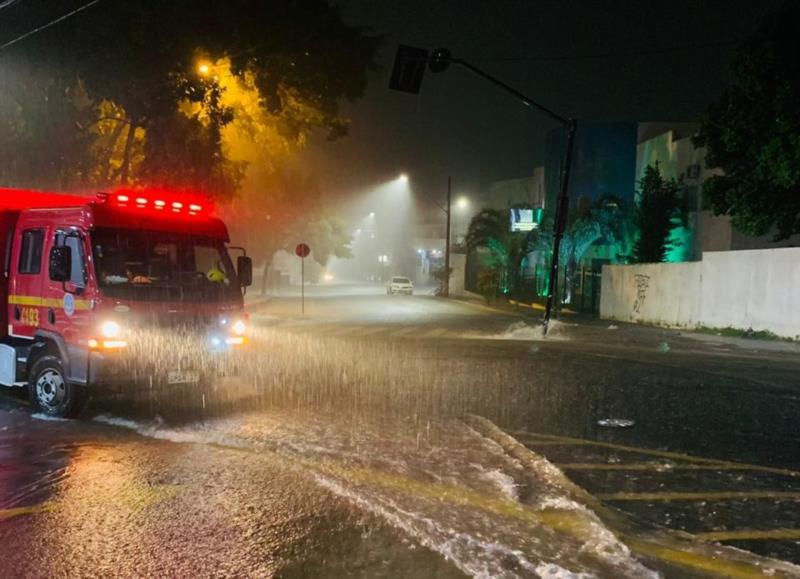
[[0, 189, 252, 417]]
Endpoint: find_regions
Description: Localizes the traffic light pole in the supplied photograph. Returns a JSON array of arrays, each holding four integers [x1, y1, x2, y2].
[[543, 119, 577, 333], [431, 52, 576, 335]]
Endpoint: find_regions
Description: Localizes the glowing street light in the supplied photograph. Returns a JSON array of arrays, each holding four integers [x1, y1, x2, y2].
[[197, 62, 212, 76], [456, 196, 469, 210], [398, 173, 409, 184]]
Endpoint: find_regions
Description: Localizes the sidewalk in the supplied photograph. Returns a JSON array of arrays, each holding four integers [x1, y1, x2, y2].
[[454, 294, 800, 357]]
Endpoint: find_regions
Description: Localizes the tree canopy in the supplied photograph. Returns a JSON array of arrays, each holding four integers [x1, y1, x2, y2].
[[694, 2, 800, 240], [1, 1, 380, 267], [633, 164, 681, 263], [1, 0, 380, 196], [465, 208, 534, 295]]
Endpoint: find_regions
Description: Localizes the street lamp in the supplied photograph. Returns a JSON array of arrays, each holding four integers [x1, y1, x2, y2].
[[454, 196, 469, 246], [197, 62, 211, 76], [398, 173, 409, 184]]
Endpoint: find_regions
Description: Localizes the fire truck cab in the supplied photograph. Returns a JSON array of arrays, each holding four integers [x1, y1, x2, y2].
[[0, 189, 252, 417]]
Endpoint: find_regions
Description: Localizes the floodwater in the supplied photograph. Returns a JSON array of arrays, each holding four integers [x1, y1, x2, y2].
[[3, 287, 800, 577]]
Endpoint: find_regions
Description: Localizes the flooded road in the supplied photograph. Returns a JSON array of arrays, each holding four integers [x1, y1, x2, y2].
[[2, 284, 800, 577]]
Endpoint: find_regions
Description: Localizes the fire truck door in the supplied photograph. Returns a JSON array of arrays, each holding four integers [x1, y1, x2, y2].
[[9, 227, 47, 339], [43, 230, 92, 382]]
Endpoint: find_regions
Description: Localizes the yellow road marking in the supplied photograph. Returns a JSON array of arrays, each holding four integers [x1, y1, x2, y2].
[[598, 491, 800, 502], [0, 503, 53, 521], [695, 528, 800, 542], [513, 431, 724, 464], [513, 431, 800, 478], [558, 462, 788, 472], [322, 461, 796, 576], [625, 536, 783, 579]]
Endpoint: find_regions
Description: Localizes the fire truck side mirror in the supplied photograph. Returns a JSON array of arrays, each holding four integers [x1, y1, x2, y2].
[[237, 256, 253, 287], [49, 246, 73, 282]]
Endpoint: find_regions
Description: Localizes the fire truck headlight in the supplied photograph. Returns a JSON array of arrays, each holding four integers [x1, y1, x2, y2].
[[101, 320, 122, 338], [232, 320, 247, 336]]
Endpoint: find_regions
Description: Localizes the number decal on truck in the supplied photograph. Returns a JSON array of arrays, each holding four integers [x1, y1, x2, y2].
[[20, 307, 39, 327]]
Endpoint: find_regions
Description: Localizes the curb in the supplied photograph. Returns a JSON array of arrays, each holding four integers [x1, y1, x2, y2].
[[509, 299, 578, 315], [449, 298, 523, 316]]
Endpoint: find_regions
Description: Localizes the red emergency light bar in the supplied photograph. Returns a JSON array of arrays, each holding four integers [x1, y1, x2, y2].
[[102, 188, 213, 217], [0, 188, 93, 210], [1, 188, 215, 220]]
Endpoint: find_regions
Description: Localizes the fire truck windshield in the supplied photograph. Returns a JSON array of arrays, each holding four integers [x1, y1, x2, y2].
[[91, 227, 239, 302]]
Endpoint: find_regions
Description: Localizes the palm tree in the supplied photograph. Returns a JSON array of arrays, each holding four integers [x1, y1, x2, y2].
[[465, 208, 536, 298], [531, 196, 635, 303]]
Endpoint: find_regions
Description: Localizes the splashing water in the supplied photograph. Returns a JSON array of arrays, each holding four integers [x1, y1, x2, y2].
[[482, 320, 573, 342], [83, 323, 800, 578], [93, 409, 658, 578]]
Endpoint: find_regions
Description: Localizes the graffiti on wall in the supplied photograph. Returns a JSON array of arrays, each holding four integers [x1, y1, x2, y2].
[[632, 273, 650, 313]]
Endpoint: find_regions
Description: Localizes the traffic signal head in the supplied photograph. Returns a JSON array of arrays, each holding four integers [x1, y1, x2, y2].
[[428, 48, 452, 73]]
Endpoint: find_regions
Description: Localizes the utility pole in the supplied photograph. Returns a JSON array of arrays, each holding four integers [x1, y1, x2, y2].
[[444, 176, 452, 298]]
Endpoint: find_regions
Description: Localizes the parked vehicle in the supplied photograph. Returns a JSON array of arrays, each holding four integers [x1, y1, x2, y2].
[[0, 189, 252, 417]]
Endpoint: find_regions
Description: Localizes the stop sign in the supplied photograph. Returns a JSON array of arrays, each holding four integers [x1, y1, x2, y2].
[[295, 243, 310, 258]]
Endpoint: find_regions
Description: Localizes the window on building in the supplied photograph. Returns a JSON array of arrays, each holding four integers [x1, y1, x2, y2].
[[18, 229, 44, 274]]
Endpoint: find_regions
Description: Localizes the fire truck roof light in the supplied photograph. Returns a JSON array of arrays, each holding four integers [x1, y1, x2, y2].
[[106, 189, 213, 217]]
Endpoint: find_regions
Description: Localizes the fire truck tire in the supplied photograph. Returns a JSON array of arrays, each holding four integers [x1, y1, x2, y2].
[[28, 355, 84, 418]]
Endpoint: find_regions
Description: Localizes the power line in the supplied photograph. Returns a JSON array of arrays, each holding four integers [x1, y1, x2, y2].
[[0, 0, 23, 12], [0, 0, 103, 52]]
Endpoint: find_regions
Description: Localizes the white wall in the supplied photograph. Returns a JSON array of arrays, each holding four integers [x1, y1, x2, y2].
[[449, 253, 467, 297], [601, 248, 800, 339]]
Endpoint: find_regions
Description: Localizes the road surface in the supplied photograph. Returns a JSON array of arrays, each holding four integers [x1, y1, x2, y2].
[[2, 283, 800, 577]]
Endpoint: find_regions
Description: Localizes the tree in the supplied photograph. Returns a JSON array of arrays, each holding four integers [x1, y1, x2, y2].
[[694, 2, 800, 240], [465, 208, 532, 295], [476, 269, 502, 303], [430, 265, 453, 295], [0, 61, 99, 190], [6, 0, 381, 197], [634, 164, 681, 263], [2, 1, 376, 279]]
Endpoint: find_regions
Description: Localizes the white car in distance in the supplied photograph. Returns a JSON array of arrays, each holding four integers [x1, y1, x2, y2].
[[387, 276, 414, 295]]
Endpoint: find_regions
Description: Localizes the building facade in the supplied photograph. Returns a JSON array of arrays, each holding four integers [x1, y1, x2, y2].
[[636, 123, 800, 260]]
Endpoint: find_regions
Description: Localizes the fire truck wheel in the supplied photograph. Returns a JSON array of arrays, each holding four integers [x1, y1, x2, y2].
[[29, 355, 83, 418]]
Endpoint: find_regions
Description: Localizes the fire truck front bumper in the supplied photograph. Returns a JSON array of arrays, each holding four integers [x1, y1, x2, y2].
[[87, 336, 246, 391]]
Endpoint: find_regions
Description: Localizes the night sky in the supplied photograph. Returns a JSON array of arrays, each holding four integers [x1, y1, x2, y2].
[[307, 0, 784, 204]]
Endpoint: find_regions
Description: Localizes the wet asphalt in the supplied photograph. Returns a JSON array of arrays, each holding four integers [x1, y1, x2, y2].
[[2, 283, 800, 577]]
